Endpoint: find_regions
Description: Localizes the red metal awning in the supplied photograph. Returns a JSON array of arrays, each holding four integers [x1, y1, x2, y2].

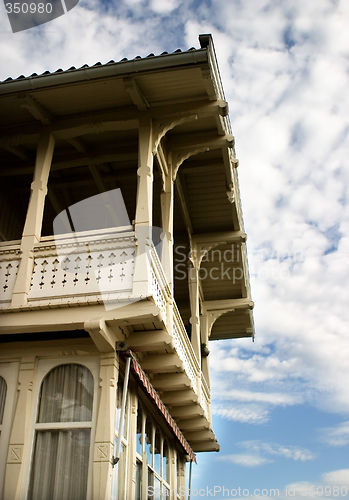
[[126, 351, 196, 463]]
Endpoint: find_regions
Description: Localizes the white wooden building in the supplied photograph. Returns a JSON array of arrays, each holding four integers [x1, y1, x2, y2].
[[0, 34, 254, 500]]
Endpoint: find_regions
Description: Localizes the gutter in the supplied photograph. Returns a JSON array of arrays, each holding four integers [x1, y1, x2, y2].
[[0, 49, 209, 96]]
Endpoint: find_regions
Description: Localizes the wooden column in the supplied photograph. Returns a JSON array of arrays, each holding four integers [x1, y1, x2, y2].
[[188, 263, 201, 366], [3, 357, 36, 500], [92, 352, 118, 500], [133, 119, 154, 298], [11, 131, 55, 308], [160, 164, 174, 293], [200, 313, 211, 389]]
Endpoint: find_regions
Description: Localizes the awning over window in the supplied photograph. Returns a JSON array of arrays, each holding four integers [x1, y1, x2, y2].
[[126, 351, 196, 463]]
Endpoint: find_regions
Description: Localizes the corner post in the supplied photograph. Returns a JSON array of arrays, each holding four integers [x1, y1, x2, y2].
[[92, 352, 118, 500], [133, 118, 154, 298], [11, 131, 55, 308], [160, 163, 174, 293]]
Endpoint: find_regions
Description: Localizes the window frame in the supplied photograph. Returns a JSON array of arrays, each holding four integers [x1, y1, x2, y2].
[[136, 397, 173, 500], [0, 362, 20, 500], [24, 357, 99, 500], [112, 371, 130, 500]]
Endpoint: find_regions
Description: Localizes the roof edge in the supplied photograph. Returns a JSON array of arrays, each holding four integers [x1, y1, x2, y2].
[[0, 48, 208, 96]]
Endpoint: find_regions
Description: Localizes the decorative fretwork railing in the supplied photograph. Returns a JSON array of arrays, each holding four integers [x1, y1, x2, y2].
[[200, 372, 211, 420], [0, 240, 21, 307], [173, 301, 200, 395], [28, 227, 136, 305]]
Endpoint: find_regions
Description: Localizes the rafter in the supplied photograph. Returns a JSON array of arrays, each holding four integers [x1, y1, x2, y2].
[[124, 77, 150, 111], [18, 94, 53, 124]]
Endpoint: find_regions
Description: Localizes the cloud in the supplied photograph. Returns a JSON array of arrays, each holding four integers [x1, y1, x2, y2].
[[217, 454, 273, 468], [318, 421, 349, 446], [322, 469, 349, 487], [216, 389, 301, 406], [240, 441, 316, 462], [213, 405, 270, 425], [216, 439, 315, 469]]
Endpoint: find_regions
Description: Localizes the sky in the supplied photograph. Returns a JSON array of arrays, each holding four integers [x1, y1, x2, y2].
[[1, 0, 349, 498]]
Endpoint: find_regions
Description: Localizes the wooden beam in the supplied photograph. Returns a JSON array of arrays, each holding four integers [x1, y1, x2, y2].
[[2, 145, 31, 161], [161, 390, 198, 406], [192, 230, 247, 246], [170, 405, 205, 419], [126, 329, 174, 351], [0, 149, 138, 177], [151, 373, 192, 391], [124, 77, 150, 111], [202, 298, 254, 311], [175, 417, 210, 431], [0, 100, 228, 147], [18, 94, 53, 124], [140, 354, 183, 373], [169, 132, 234, 151]]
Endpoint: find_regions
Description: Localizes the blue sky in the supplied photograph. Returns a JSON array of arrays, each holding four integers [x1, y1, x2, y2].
[[1, 0, 349, 498]]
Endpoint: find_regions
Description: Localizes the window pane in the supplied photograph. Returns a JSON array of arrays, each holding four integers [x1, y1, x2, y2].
[[153, 477, 161, 500], [28, 429, 90, 500], [136, 405, 143, 456], [115, 377, 128, 439], [0, 376, 6, 425], [145, 419, 153, 467], [154, 429, 161, 475], [163, 440, 169, 483], [176, 454, 181, 492], [112, 440, 126, 500], [162, 484, 170, 498], [135, 459, 142, 500], [37, 364, 94, 423]]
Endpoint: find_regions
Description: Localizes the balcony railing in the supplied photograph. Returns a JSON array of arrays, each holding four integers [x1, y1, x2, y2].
[[0, 229, 211, 424], [0, 240, 21, 307]]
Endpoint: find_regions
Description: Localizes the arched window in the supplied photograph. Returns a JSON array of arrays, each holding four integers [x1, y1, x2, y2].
[[28, 364, 94, 500]]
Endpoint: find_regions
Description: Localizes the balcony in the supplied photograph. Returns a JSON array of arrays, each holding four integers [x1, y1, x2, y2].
[[0, 227, 216, 450]]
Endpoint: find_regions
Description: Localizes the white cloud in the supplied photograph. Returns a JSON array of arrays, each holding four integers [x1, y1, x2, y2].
[[217, 454, 273, 468], [240, 441, 316, 462], [1, 0, 349, 484], [213, 405, 270, 425], [216, 389, 301, 406], [322, 469, 349, 487], [319, 421, 349, 446]]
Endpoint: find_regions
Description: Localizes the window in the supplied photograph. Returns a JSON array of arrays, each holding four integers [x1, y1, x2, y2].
[[28, 363, 94, 500], [0, 362, 19, 499], [136, 403, 171, 500], [112, 376, 129, 500]]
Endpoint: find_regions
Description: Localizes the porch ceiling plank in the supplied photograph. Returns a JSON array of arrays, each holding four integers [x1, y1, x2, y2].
[[161, 390, 198, 406], [175, 417, 210, 431], [126, 329, 174, 351], [151, 373, 192, 391], [170, 405, 205, 419], [140, 354, 183, 373]]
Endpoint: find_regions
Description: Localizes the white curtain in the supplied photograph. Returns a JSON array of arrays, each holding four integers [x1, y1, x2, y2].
[[28, 364, 94, 500], [37, 364, 93, 423]]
